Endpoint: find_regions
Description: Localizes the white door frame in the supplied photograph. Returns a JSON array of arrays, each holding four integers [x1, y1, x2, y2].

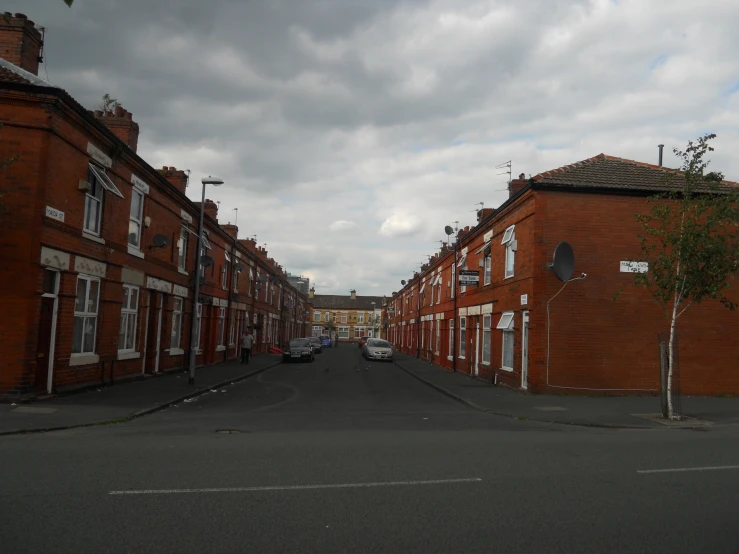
[[42, 269, 60, 395], [474, 317, 480, 376], [521, 310, 529, 389], [154, 293, 164, 373], [141, 291, 151, 374]]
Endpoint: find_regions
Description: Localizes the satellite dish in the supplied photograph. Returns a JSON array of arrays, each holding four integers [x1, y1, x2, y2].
[[444, 225, 454, 236], [152, 234, 170, 248], [201, 255, 214, 267], [401, 280, 406, 285], [552, 242, 575, 281]]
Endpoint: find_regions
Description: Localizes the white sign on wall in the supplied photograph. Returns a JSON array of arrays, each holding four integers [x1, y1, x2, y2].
[[620, 261, 649, 273], [146, 276, 173, 293], [521, 294, 528, 306], [131, 174, 150, 194], [87, 142, 112, 168], [45, 206, 65, 223]]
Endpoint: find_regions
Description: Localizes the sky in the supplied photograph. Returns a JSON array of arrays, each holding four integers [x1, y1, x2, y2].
[[12, 0, 739, 295]]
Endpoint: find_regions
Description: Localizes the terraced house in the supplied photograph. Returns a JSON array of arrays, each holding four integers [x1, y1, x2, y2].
[[0, 14, 308, 397], [388, 158, 739, 396], [308, 289, 385, 342]]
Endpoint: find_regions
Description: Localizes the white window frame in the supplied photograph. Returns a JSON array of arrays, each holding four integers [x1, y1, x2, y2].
[[502, 225, 516, 279], [229, 309, 236, 345], [484, 254, 492, 286], [497, 311, 515, 371], [314, 311, 321, 322], [338, 326, 349, 339], [178, 225, 188, 272], [461, 264, 468, 294], [358, 312, 364, 323], [217, 306, 226, 348], [482, 314, 491, 365], [451, 263, 456, 298], [72, 275, 100, 355], [325, 312, 330, 322], [430, 281, 434, 306], [171, 297, 183, 349], [128, 188, 144, 250], [448, 319, 454, 360], [312, 325, 323, 337], [437, 276, 442, 304], [341, 312, 347, 324], [199, 245, 206, 279], [118, 284, 139, 353], [83, 165, 105, 236], [248, 269, 253, 297], [459, 316, 466, 359]]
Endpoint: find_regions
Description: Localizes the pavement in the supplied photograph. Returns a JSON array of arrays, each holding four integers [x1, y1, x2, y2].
[[3, 346, 739, 553], [393, 352, 739, 428], [0, 354, 282, 435]]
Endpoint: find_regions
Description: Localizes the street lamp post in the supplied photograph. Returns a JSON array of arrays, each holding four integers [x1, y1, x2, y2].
[[188, 175, 224, 385]]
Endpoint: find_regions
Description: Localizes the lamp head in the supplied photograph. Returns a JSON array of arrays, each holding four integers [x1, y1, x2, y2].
[[202, 176, 224, 186]]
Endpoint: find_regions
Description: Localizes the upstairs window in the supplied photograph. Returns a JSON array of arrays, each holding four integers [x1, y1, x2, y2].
[[502, 225, 516, 279], [177, 225, 188, 271], [128, 189, 144, 249]]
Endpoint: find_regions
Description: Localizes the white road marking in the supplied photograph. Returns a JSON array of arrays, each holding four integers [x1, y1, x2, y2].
[[638, 465, 739, 474], [109, 477, 482, 495]]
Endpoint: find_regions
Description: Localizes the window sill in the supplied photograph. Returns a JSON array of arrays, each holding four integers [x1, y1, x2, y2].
[[69, 353, 99, 366], [458, 356, 466, 360], [127, 246, 145, 259], [82, 231, 105, 245], [500, 366, 514, 373], [447, 355, 453, 361], [178, 268, 189, 276], [168, 348, 184, 356], [215, 345, 226, 352], [481, 361, 491, 366], [117, 351, 141, 361], [504, 274, 514, 280]]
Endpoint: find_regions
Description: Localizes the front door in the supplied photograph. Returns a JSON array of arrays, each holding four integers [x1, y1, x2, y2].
[[521, 311, 529, 389], [35, 270, 60, 393]]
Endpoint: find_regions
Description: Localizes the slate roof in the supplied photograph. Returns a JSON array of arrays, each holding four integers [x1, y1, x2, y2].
[[310, 294, 385, 311], [531, 154, 738, 193], [0, 57, 51, 86]]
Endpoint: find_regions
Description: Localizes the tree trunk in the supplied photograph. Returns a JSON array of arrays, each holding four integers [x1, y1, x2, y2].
[[667, 303, 678, 419]]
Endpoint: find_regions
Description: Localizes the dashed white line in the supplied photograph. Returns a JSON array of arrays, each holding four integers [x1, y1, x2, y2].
[[637, 465, 739, 474], [109, 477, 482, 495]]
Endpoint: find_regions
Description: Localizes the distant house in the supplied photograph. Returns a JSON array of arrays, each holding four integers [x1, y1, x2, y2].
[[308, 289, 385, 340]]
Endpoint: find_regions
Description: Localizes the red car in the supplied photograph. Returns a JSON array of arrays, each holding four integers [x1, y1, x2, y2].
[[358, 336, 370, 349]]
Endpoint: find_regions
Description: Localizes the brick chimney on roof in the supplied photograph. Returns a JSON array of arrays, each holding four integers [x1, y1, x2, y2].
[[158, 166, 188, 194], [194, 199, 218, 221], [94, 105, 140, 153], [309, 287, 315, 299], [0, 13, 43, 76], [221, 224, 238, 240], [350, 289, 357, 300], [508, 173, 529, 198], [477, 208, 494, 223], [239, 238, 256, 252]]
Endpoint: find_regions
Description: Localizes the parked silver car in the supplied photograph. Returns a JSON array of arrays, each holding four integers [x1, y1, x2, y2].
[[362, 338, 393, 361]]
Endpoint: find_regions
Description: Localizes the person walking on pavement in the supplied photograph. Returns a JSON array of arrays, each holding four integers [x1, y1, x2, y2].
[[241, 329, 254, 364]]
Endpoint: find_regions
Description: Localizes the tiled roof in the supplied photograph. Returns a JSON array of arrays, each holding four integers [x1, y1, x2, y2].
[[0, 57, 51, 86], [310, 294, 385, 310], [532, 154, 738, 193]]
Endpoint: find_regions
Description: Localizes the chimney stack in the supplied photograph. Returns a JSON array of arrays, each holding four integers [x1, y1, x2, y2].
[[477, 207, 494, 223], [508, 173, 529, 199], [221, 224, 238, 239], [0, 13, 43, 76], [194, 198, 218, 221], [350, 289, 357, 300], [94, 106, 140, 153], [158, 166, 188, 194], [658, 144, 664, 167], [239, 238, 256, 252], [309, 287, 315, 299]]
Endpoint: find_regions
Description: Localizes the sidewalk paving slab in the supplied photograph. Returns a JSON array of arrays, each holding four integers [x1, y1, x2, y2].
[[0, 355, 282, 435], [393, 353, 739, 429]]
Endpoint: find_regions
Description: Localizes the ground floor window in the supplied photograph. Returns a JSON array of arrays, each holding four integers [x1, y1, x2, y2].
[[229, 309, 236, 345], [312, 325, 322, 337], [217, 307, 226, 347], [497, 312, 515, 370], [459, 316, 466, 358], [482, 314, 491, 364], [73, 275, 100, 355], [119, 284, 140, 353], [194, 303, 203, 351], [338, 326, 349, 339]]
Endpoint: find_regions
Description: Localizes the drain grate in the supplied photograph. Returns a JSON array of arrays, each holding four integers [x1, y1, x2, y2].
[[216, 429, 247, 434]]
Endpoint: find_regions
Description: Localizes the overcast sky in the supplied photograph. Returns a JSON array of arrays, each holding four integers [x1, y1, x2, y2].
[[12, 0, 739, 294]]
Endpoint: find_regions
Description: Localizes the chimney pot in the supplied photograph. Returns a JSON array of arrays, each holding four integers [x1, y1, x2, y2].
[[14, 13, 27, 20], [114, 105, 125, 117], [519, 173, 525, 179]]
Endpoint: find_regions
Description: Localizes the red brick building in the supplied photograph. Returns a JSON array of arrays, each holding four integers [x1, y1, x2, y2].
[[0, 14, 309, 397], [390, 158, 739, 395]]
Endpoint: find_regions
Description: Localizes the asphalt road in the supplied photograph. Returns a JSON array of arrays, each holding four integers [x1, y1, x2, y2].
[[2, 346, 739, 553]]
